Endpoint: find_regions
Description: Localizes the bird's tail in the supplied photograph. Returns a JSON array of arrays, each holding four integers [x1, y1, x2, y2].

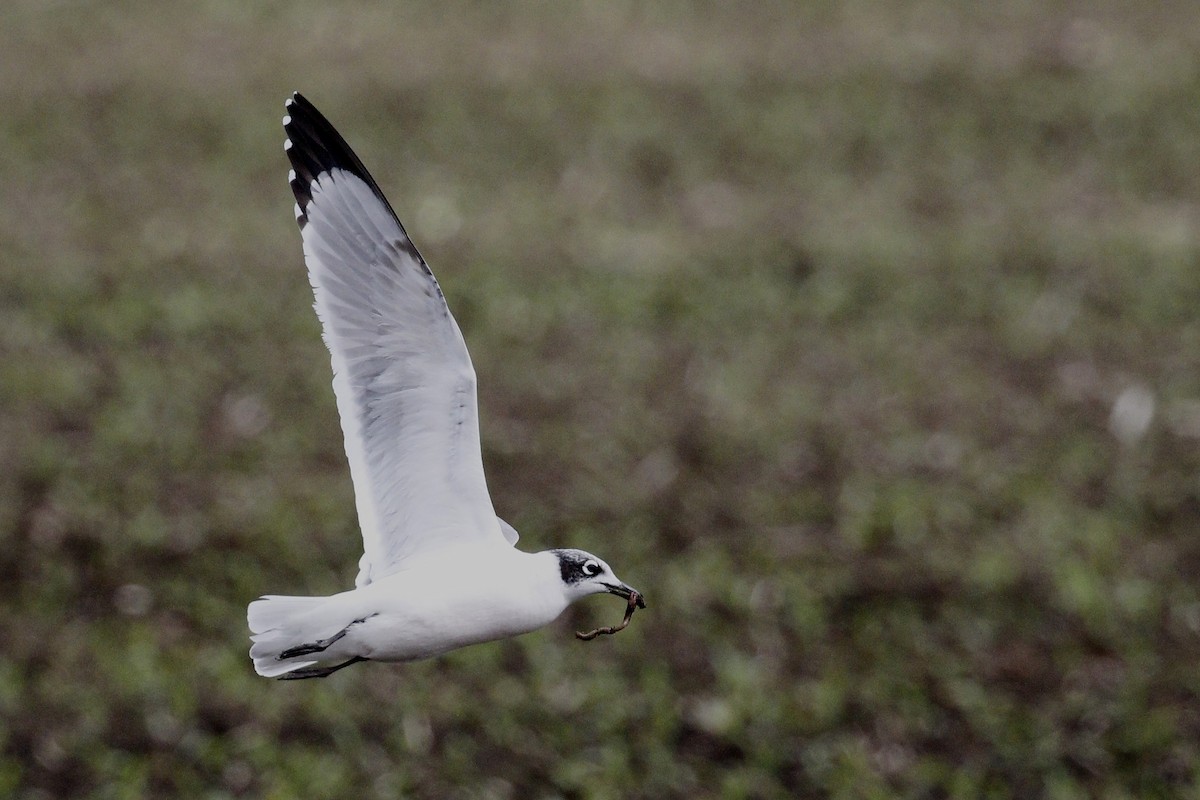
[[247, 594, 341, 678]]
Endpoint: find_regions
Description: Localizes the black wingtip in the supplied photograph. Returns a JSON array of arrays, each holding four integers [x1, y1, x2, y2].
[[282, 92, 402, 231]]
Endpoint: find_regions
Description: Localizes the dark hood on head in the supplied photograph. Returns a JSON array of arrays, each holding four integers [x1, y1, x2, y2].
[[551, 549, 595, 585]]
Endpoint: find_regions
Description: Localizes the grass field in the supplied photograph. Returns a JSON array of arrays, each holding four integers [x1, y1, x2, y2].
[[5, 2, 1200, 798]]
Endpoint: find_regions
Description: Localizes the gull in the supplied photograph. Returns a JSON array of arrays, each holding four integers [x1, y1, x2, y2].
[[247, 93, 644, 679]]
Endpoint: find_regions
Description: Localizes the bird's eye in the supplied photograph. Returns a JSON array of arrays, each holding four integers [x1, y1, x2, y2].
[[583, 561, 602, 577]]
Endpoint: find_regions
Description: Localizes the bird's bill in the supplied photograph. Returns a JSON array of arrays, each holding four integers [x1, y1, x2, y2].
[[603, 581, 647, 609]]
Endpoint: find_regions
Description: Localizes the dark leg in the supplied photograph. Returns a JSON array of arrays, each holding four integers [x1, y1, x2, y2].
[[277, 614, 374, 660], [278, 627, 350, 660], [277, 655, 368, 680]]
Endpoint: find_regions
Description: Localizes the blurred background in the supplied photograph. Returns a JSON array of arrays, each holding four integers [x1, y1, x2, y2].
[[4, 1, 1200, 798]]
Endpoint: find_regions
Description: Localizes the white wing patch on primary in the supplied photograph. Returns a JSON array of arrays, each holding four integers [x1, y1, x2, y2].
[[299, 167, 508, 585]]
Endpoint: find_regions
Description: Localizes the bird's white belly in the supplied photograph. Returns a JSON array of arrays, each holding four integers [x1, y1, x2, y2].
[[349, 601, 539, 661], [339, 554, 564, 662]]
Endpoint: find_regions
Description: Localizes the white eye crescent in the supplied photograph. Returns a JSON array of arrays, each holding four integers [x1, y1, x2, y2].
[[583, 561, 602, 577]]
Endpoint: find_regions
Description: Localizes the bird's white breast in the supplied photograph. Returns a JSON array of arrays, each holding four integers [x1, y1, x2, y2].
[[342, 546, 566, 662]]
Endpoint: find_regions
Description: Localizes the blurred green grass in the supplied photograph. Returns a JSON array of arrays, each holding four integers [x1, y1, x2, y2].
[[5, 1, 1200, 798]]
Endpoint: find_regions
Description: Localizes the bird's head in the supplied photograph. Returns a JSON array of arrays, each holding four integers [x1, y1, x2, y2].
[[551, 548, 646, 608]]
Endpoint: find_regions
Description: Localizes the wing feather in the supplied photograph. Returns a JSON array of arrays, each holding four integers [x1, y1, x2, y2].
[[283, 92, 510, 586]]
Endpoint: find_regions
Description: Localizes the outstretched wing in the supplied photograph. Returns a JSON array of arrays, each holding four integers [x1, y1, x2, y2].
[[283, 92, 512, 587]]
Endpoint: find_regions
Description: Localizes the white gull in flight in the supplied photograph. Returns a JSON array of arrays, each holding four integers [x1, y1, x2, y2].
[[247, 93, 644, 679]]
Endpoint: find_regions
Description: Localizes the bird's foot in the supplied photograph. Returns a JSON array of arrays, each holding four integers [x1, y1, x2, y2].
[[276, 655, 368, 680], [278, 627, 349, 659]]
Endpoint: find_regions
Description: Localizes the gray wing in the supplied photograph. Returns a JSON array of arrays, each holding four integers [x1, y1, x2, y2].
[[283, 93, 515, 587]]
